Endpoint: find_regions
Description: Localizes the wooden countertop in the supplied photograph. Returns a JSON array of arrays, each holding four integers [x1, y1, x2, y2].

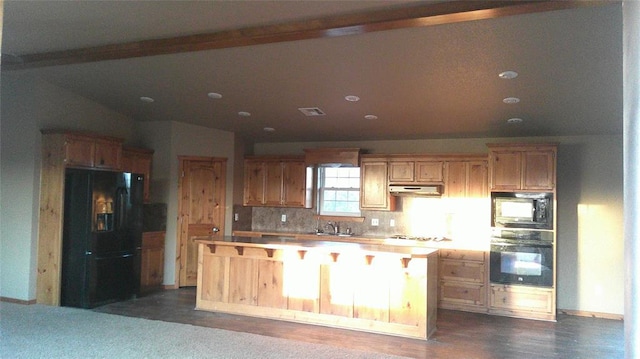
[[231, 230, 489, 251], [193, 235, 439, 258]]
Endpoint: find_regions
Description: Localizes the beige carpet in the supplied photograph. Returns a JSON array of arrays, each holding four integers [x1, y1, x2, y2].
[[0, 302, 411, 358]]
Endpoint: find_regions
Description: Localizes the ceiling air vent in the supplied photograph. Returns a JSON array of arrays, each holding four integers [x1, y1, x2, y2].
[[298, 107, 326, 117]]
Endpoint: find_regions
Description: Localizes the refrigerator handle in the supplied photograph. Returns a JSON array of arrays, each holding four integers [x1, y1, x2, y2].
[[116, 187, 127, 230]]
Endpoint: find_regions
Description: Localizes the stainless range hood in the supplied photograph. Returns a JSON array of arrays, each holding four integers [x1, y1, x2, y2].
[[389, 185, 443, 197]]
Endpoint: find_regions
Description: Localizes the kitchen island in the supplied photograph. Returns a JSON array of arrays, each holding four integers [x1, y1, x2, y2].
[[193, 236, 439, 340]]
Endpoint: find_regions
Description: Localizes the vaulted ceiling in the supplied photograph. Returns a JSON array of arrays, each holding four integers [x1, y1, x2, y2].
[[2, 1, 623, 144]]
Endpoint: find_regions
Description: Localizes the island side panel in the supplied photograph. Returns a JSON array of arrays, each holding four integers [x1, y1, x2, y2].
[[195, 240, 438, 340]]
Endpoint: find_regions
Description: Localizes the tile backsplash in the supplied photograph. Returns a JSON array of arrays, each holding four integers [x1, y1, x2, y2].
[[233, 197, 489, 239]]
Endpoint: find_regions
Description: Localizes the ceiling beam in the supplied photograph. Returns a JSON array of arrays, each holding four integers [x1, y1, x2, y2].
[[2, 0, 607, 71]]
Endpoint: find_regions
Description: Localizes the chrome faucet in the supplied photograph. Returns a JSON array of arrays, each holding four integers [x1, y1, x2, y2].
[[325, 221, 339, 235]]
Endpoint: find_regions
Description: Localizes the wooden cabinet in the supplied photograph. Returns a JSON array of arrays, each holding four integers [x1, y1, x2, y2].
[[488, 144, 557, 191], [122, 147, 153, 202], [140, 231, 165, 294], [243, 157, 308, 208], [360, 157, 395, 211], [63, 133, 123, 170], [444, 160, 488, 198], [388, 160, 443, 184], [438, 249, 487, 313], [489, 284, 555, 321]]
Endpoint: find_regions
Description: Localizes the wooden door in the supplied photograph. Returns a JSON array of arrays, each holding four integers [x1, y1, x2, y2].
[[177, 157, 226, 287]]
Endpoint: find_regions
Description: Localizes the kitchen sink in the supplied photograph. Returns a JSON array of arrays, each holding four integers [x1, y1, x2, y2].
[[314, 232, 352, 237]]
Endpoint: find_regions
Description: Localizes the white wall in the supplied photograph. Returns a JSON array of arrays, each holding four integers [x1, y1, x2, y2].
[[0, 73, 135, 301], [255, 135, 625, 316]]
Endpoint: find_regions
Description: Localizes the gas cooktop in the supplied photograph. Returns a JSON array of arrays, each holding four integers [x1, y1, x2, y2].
[[386, 235, 451, 242]]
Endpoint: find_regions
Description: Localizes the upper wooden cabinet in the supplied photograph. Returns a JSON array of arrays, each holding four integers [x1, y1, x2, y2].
[[444, 160, 488, 198], [122, 147, 154, 203], [243, 157, 309, 208], [63, 133, 123, 170], [360, 156, 395, 211], [488, 144, 557, 191], [388, 159, 443, 184]]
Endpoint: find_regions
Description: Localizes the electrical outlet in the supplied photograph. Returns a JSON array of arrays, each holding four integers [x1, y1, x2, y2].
[[234, 213, 239, 222], [390, 219, 395, 227], [281, 214, 287, 222], [371, 218, 379, 226]]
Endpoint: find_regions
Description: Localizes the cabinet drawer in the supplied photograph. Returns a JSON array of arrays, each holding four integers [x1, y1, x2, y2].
[[490, 285, 553, 314], [439, 249, 485, 262], [439, 259, 484, 283], [439, 281, 486, 307]]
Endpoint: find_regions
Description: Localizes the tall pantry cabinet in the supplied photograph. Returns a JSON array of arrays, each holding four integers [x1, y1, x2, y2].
[[487, 143, 558, 321]]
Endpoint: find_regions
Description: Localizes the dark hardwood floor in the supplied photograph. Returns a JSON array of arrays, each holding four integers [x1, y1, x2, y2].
[[94, 288, 623, 359]]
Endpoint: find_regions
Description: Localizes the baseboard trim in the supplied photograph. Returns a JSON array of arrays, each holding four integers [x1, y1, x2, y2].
[[0, 297, 37, 305], [558, 308, 623, 320], [163, 284, 179, 290]]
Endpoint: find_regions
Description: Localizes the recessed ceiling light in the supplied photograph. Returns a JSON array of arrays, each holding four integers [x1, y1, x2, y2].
[[345, 95, 360, 102], [140, 96, 154, 103], [238, 111, 251, 117], [364, 114, 378, 120], [499, 71, 519, 79], [507, 117, 523, 124], [207, 92, 222, 99], [263, 127, 275, 132], [503, 97, 520, 104]]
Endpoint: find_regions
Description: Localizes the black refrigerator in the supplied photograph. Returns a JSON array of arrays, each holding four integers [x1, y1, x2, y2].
[[61, 168, 143, 308]]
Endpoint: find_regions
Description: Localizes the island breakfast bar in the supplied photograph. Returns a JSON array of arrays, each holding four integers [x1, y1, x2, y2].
[[193, 236, 439, 340]]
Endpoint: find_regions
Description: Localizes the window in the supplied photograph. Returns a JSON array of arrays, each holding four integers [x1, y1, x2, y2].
[[318, 167, 361, 216]]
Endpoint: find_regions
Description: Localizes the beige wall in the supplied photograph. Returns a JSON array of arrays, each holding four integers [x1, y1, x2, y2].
[[255, 135, 625, 315], [0, 73, 236, 299], [0, 69, 623, 315], [1, 73, 136, 301]]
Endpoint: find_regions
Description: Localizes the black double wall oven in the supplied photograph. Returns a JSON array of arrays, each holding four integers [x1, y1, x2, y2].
[[490, 192, 554, 288]]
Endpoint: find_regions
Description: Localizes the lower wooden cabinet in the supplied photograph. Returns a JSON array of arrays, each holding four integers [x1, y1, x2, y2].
[[140, 231, 165, 294], [438, 249, 487, 313], [489, 284, 555, 321]]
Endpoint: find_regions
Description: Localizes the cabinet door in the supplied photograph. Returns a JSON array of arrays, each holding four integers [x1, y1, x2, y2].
[[467, 161, 488, 198], [523, 151, 555, 190], [140, 232, 164, 293], [445, 161, 467, 197], [94, 139, 121, 169], [360, 160, 394, 210], [388, 161, 414, 182], [263, 161, 284, 206], [64, 135, 95, 167], [282, 161, 307, 207], [243, 161, 265, 206], [416, 161, 443, 183], [122, 149, 153, 202], [490, 151, 522, 190]]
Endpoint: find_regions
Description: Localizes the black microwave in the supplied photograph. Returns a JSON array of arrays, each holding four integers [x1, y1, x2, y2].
[[492, 193, 553, 230]]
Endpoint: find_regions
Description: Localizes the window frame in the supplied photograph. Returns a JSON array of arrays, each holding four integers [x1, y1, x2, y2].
[[317, 166, 361, 217]]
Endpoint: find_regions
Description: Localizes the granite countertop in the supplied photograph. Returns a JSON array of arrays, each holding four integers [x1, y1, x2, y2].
[[230, 230, 489, 251], [193, 235, 439, 258]]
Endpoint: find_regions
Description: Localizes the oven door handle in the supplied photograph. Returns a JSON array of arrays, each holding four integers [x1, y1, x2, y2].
[[491, 241, 552, 248]]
